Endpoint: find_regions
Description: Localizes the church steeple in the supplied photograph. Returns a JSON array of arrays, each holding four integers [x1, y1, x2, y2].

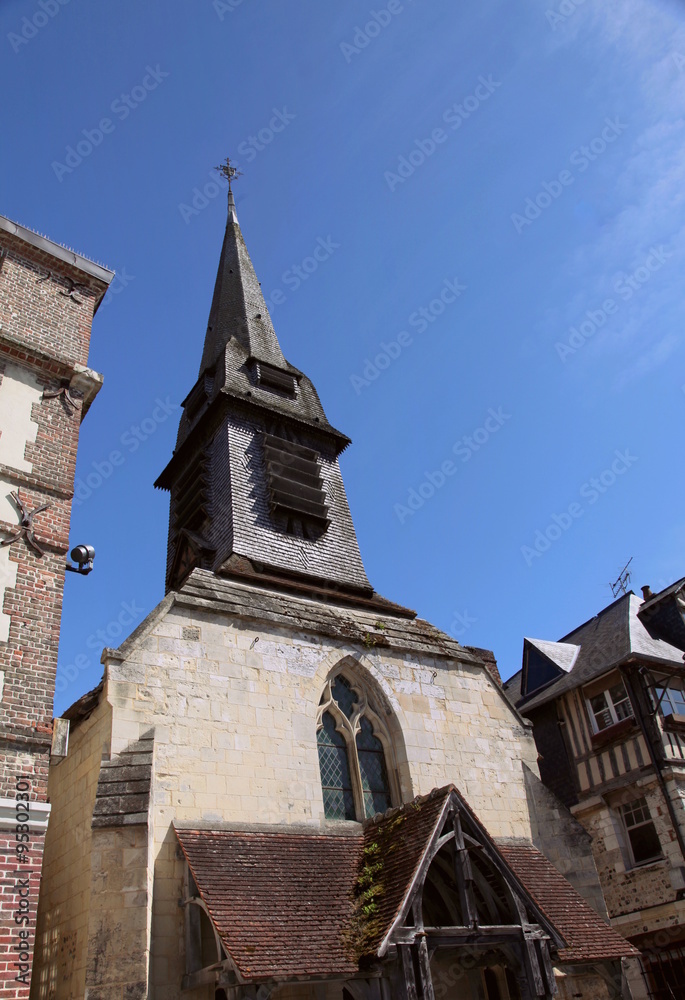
[[200, 160, 287, 375], [155, 163, 373, 600]]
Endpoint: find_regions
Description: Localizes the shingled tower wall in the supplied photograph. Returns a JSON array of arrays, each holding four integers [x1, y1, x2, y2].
[[0, 217, 112, 1000]]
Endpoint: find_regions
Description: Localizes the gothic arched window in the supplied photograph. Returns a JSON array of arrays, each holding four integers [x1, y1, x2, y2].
[[316, 673, 396, 821]]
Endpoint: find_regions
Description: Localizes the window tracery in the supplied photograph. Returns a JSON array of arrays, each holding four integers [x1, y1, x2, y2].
[[316, 670, 396, 821]]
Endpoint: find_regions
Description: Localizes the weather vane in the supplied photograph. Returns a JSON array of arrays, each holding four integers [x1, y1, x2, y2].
[[215, 156, 242, 189]]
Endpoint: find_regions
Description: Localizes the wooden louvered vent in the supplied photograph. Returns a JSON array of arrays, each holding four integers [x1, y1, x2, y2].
[[173, 452, 208, 533], [257, 362, 297, 396], [263, 434, 329, 528]]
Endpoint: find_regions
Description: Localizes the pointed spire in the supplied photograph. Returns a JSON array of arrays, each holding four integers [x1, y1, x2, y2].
[[199, 157, 286, 375], [227, 185, 239, 225]]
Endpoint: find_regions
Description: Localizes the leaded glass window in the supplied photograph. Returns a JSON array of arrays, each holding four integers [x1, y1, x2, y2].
[[316, 671, 395, 822], [331, 675, 357, 719], [317, 712, 355, 820], [357, 716, 391, 818]]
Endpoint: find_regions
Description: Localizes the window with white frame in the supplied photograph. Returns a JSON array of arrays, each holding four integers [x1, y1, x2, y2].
[[620, 797, 662, 866], [588, 679, 634, 732], [654, 679, 685, 718], [316, 673, 396, 822]]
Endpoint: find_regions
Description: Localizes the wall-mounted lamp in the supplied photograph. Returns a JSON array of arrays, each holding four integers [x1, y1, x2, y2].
[[65, 544, 95, 576]]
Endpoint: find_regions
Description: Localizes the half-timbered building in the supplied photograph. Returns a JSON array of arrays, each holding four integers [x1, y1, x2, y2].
[[504, 580, 685, 1000]]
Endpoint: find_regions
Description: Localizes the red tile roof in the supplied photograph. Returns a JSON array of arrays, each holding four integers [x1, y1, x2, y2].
[[175, 786, 636, 983], [176, 827, 362, 980], [359, 787, 451, 955], [500, 844, 639, 963]]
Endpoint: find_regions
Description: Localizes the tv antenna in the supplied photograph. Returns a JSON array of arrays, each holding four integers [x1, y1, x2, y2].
[[610, 557, 633, 597]]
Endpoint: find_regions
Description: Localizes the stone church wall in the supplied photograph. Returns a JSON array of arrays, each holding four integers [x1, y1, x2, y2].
[[33, 593, 613, 999], [114, 603, 539, 996], [30, 702, 112, 1000]]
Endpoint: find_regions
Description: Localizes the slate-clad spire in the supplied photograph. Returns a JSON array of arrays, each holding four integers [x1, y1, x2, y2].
[[156, 164, 378, 603], [200, 174, 286, 375]]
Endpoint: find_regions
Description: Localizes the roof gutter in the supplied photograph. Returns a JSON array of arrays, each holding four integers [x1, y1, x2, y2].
[[0, 214, 114, 312]]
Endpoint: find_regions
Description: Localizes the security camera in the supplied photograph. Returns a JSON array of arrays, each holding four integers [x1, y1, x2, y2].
[[66, 544, 95, 576]]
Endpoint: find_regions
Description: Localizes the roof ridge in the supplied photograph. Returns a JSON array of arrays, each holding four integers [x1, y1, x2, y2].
[[558, 590, 633, 643]]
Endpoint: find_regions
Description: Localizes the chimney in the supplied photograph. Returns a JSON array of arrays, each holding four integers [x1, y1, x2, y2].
[[642, 585, 654, 602]]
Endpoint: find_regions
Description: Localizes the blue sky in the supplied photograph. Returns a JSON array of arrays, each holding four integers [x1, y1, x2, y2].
[[1, 0, 684, 714]]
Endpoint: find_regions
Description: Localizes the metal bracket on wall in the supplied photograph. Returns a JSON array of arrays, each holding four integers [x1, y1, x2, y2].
[[0, 490, 52, 556], [42, 380, 82, 414], [58, 276, 87, 304]]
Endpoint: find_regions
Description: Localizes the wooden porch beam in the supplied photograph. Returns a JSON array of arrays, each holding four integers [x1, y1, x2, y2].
[[394, 925, 549, 945], [400, 945, 418, 1000]]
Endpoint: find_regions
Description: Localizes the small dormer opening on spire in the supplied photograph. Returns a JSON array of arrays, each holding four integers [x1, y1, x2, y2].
[[254, 360, 298, 397]]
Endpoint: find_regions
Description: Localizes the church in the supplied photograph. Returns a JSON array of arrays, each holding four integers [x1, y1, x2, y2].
[[31, 172, 638, 1000]]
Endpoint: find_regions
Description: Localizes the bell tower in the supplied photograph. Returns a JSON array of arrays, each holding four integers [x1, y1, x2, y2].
[[155, 162, 372, 601]]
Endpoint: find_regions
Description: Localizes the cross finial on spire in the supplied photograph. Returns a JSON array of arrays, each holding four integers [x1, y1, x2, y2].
[[215, 156, 242, 224], [215, 156, 242, 189]]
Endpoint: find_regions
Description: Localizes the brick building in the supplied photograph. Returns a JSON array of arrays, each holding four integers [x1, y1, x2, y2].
[[0, 216, 112, 998], [32, 184, 636, 999], [503, 580, 685, 1000]]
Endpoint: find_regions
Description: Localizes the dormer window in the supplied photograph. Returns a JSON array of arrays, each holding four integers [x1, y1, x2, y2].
[[588, 679, 633, 732], [256, 360, 297, 396]]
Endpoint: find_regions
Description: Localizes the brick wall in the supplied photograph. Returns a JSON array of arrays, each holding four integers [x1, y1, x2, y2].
[[0, 222, 110, 999]]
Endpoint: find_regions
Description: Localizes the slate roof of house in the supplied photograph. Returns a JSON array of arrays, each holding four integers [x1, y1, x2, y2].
[[175, 786, 636, 984], [640, 576, 685, 614], [504, 591, 685, 712], [526, 638, 580, 673]]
